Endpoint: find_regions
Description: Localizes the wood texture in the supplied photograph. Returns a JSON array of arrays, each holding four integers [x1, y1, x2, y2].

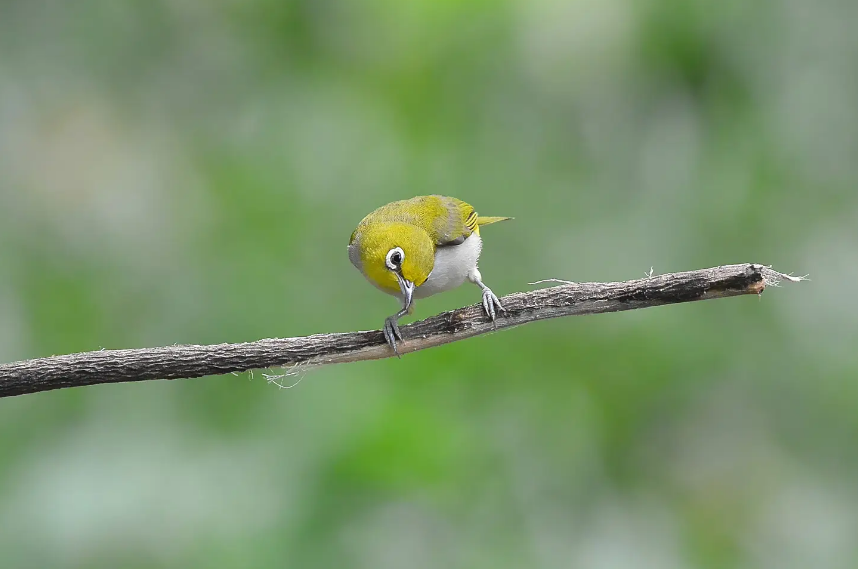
[[0, 264, 802, 398]]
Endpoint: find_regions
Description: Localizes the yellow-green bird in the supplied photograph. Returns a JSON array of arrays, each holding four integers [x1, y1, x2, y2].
[[348, 195, 511, 355]]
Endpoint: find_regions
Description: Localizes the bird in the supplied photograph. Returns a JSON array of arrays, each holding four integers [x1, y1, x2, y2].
[[348, 195, 511, 356]]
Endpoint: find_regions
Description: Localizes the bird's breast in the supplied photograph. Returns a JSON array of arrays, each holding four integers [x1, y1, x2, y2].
[[413, 233, 483, 299]]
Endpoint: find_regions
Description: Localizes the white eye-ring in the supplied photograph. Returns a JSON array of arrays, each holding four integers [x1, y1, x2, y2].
[[386, 247, 405, 270]]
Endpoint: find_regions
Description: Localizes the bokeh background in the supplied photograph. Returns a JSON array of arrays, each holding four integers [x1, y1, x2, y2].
[[0, 0, 855, 567]]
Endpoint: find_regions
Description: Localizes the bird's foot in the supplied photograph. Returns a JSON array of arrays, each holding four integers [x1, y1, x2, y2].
[[481, 287, 506, 321], [383, 315, 404, 357]]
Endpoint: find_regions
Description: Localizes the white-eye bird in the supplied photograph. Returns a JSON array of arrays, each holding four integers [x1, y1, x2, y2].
[[348, 195, 511, 355]]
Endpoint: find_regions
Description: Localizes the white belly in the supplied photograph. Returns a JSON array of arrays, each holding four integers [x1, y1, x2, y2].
[[414, 233, 482, 299]]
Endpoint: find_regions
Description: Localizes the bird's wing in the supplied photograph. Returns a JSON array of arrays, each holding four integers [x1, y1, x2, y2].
[[363, 195, 507, 247], [431, 196, 478, 247], [432, 197, 512, 244], [362, 195, 473, 247]]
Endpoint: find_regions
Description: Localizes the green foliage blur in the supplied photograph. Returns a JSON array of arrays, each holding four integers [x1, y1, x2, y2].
[[0, 0, 855, 567]]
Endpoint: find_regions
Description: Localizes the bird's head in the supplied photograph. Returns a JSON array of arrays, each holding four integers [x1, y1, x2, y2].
[[348, 222, 435, 297]]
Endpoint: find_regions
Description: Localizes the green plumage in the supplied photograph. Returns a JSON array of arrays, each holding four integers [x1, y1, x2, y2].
[[348, 195, 511, 354], [348, 195, 510, 295], [351, 195, 473, 247]]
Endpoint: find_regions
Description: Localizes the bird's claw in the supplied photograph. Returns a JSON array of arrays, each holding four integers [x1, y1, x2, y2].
[[383, 316, 403, 357], [481, 287, 506, 321]]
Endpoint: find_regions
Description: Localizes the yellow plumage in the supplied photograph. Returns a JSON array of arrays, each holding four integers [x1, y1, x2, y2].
[[348, 195, 511, 355], [350, 195, 509, 246]]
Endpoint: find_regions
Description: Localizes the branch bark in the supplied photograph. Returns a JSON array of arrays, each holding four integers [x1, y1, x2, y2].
[[0, 264, 803, 398]]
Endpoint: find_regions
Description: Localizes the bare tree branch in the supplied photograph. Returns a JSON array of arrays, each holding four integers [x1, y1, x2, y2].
[[0, 264, 804, 398]]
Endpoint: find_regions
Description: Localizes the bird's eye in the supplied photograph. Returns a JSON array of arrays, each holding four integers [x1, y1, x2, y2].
[[386, 247, 405, 270]]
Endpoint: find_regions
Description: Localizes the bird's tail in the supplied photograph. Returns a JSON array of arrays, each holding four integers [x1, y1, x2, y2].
[[476, 216, 513, 227]]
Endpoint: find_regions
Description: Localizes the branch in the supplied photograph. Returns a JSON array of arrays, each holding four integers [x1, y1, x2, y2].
[[0, 264, 804, 398]]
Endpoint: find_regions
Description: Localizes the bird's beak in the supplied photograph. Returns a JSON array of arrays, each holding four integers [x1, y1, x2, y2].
[[395, 272, 415, 311]]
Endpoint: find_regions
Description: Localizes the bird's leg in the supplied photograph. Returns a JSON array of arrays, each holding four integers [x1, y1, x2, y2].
[[383, 305, 410, 357], [468, 268, 505, 321], [384, 274, 415, 357]]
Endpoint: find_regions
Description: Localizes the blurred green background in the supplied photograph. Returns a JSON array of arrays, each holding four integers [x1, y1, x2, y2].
[[0, 0, 855, 567]]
